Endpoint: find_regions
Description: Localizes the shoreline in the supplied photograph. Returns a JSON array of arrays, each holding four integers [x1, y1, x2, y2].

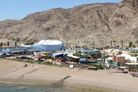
[[0, 59, 138, 92], [0, 78, 124, 92]]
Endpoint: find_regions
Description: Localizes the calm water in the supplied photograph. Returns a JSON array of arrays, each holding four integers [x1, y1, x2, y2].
[[0, 84, 121, 92], [0, 84, 72, 92]]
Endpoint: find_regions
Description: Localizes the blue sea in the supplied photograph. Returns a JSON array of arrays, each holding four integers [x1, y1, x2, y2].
[[0, 84, 72, 92]]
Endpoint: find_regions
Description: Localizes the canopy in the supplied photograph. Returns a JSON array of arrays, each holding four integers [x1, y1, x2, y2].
[[32, 40, 64, 51], [34, 40, 63, 45]]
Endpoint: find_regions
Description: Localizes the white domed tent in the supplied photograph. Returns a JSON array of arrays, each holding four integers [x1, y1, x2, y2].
[[32, 40, 64, 51]]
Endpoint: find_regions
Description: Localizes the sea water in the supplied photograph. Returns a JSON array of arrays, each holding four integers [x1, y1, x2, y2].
[[0, 84, 72, 92], [0, 84, 119, 92]]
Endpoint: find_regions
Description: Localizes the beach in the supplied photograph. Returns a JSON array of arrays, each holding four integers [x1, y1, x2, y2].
[[0, 59, 138, 92]]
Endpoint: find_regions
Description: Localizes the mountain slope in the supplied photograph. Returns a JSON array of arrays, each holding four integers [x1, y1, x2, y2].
[[0, 0, 138, 47]]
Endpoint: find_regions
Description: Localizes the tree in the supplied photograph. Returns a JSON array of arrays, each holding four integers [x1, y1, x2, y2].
[[128, 42, 133, 48], [25, 39, 36, 45], [132, 45, 136, 48], [0, 42, 3, 49]]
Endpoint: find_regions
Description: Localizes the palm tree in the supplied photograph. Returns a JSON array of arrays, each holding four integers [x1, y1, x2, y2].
[[7, 41, 9, 46], [135, 40, 138, 47], [15, 38, 20, 46], [113, 40, 116, 47], [120, 40, 124, 48], [15, 41, 17, 46], [0, 42, 3, 49], [92, 41, 95, 49], [110, 41, 113, 48]]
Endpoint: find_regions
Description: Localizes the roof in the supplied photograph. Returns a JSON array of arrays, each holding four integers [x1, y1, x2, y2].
[[32, 39, 64, 51], [67, 54, 79, 59], [53, 52, 64, 57], [126, 63, 138, 65], [34, 39, 63, 45]]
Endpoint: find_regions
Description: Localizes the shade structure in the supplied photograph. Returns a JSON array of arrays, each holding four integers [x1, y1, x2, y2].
[[32, 40, 64, 51]]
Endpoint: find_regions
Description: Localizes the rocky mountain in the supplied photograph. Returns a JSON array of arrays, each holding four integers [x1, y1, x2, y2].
[[0, 0, 138, 47]]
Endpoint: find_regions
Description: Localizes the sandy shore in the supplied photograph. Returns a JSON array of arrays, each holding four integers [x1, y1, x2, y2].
[[0, 59, 138, 92]]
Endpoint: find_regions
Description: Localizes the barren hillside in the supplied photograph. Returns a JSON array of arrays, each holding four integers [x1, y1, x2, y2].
[[0, 0, 138, 47]]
